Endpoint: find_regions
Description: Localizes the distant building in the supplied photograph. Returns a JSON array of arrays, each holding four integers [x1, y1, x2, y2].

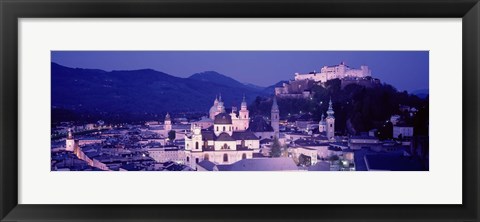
[[294, 62, 371, 83], [290, 147, 318, 165], [275, 62, 378, 98], [192, 117, 213, 129], [393, 125, 414, 138], [348, 135, 381, 150]]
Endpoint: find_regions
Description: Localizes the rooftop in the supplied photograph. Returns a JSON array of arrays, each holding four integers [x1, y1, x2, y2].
[[214, 113, 232, 124], [223, 158, 298, 171]]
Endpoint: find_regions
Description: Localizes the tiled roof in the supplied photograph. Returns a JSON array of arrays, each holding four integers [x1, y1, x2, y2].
[[226, 158, 298, 171], [216, 132, 235, 141], [232, 131, 258, 140], [214, 113, 232, 124], [197, 160, 217, 171], [201, 131, 216, 141], [365, 154, 425, 171], [247, 116, 273, 132]]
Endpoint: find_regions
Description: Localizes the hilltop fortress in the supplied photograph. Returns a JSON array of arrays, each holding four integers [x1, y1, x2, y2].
[[275, 62, 380, 98]]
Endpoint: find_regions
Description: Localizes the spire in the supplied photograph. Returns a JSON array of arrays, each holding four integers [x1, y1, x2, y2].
[[214, 95, 219, 104], [218, 93, 222, 102], [241, 94, 247, 109], [165, 112, 171, 121], [271, 96, 279, 112], [327, 97, 334, 117]]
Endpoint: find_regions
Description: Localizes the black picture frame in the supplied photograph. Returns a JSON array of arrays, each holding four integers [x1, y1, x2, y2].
[[1, 0, 479, 221]]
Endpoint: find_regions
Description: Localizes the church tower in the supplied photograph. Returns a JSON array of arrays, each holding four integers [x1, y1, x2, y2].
[[326, 98, 335, 140], [65, 128, 76, 152], [239, 95, 250, 130], [271, 96, 280, 136], [164, 113, 172, 132]]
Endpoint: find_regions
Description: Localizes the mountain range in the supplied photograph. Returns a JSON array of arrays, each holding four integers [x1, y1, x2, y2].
[[51, 63, 274, 114]]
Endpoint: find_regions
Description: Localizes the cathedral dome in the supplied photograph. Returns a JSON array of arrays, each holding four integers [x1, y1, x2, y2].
[[209, 105, 218, 114], [214, 113, 232, 124]]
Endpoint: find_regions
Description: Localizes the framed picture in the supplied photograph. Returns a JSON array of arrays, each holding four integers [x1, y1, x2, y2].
[[1, 0, 479, 221]]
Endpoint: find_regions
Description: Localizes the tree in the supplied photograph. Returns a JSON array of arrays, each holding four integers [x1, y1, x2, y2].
[[270, 136, 282, 157], [168, 130, 176, 141]]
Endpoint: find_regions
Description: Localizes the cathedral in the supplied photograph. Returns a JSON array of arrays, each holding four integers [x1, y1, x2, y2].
[[185, 95, 259, 169], [318, 98, 335, 140], [209, 95, 250, 131]]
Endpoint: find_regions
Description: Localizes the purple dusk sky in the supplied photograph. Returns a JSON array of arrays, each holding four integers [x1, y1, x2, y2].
[[51, 51, 429, 93]]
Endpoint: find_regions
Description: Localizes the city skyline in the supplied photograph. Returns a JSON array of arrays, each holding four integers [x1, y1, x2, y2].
[[51, 51, 429, 172], [51, 51, 429, 93]]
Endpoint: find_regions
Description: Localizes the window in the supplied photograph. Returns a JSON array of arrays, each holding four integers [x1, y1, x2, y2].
[[195, 142, 199, 150], [216, 126, 219, 131], [196, 158, 199, 163], [186, 156, 189, 162], [223, 126, 226, 131], [204, 154, 209, 161], [330, 124, 333, 127], [242, 153, 247, 159], [223, 154, 228, 162], [222, 143, 229, 150]]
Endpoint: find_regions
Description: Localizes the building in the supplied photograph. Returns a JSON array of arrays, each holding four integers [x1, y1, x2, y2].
[[294, 62, 371, 83], [193, 116, 214, 129], [271, 96, 280, 137], [325, 98, 335, 140], [147, 146, 187, 164], [219, 158, 298, 171], [348, 135, 381, 150], [364, 154, 425, 171], [164, 113, 172, 132], [290, 147, 318, 165], [230, 95, 250, 131], [209, 95, 225, 119], [65, 129, 78, 152], [185, 96, 262, 169], [393, 125, 414, 138]]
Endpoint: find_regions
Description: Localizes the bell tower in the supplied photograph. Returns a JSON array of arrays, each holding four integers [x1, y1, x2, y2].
[[326, 98, 335, 140], [271, 96, 280, 136], [65, 128, 76, 152]]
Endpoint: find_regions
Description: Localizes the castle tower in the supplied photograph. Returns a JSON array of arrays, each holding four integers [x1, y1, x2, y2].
[[271, 96, 280, 136], [65, 128, 76, 152], [326, 98, 335, 140], [164, 113, 172, 132], [238, 95, 250, 130]]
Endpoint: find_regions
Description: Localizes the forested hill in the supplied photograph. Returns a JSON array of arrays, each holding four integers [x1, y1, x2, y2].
[[248, 79, 429, 136]]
